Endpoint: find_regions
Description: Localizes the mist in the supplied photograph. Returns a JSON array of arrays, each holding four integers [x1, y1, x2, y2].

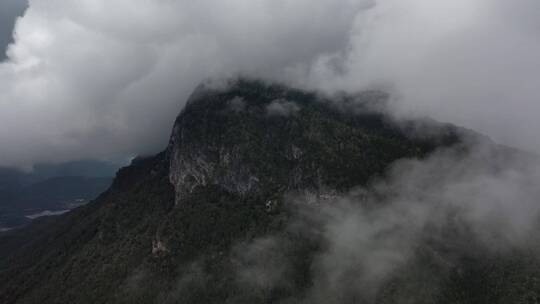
[[223, 139, 540, 303], [0, 0, 539, 168]]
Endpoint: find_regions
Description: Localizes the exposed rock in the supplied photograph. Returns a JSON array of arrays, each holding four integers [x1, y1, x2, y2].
[[168, 79, 461, 205], [0, 79, 506, 304]]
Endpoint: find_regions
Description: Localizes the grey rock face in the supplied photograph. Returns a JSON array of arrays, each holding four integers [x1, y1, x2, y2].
[[0, 79, 501, 304], [168, 79, 460, 205]]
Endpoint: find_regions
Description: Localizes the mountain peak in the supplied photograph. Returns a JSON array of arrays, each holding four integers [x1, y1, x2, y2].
[[168, 79, 460, 204], [0, 80, 485, 304]]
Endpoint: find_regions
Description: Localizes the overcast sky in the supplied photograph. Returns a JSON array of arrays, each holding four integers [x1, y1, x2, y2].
[[0, 0, 539, 168], [0, 0, 26, 61]]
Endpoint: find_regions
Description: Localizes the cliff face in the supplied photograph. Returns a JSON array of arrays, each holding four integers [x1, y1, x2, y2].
[[1, 80, 530, 304], [168, 80, 458, 204]]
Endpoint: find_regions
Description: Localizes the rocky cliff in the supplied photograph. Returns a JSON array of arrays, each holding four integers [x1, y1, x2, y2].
[[0, 79, 536, 304]]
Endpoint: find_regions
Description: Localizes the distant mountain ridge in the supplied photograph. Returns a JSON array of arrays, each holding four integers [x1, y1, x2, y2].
[[0, 160, 118, 230]]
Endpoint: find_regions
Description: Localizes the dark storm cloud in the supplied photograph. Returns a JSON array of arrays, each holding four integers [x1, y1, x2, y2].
[[0, 0, 27, 61]]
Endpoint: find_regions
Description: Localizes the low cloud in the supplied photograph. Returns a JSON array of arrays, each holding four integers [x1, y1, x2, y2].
[[232, 237, 292, 292], [1, 0, 540, 168], [231, 140, 540, 302], [266, 99, 300, 117]]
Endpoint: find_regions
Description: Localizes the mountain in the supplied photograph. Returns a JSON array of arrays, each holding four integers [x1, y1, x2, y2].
[[31, 160, 119, 181], [0, 160, 118, 187], [0, 161, 118, 230], [0, 79, 537, 303]]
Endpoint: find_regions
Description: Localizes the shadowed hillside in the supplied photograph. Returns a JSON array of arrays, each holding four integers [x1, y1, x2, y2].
[[1, 80, 538, 304]]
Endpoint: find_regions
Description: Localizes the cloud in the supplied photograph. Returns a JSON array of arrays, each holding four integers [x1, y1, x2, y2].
[[0, 0, 374, 168], [0, 0, 27, 61], [303, 0, 540, 154], [1, 0, 540, 168], [266, 99, 300, 117], [231, 237, 292, 291], [236, 140, 540, 302]]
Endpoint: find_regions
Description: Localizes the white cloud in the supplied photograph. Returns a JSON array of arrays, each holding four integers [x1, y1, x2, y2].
[[281, 141, 540, 302], [0, 0, 374, 168], [1, 0, 540, 167], [304, 0, 540, 153]]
